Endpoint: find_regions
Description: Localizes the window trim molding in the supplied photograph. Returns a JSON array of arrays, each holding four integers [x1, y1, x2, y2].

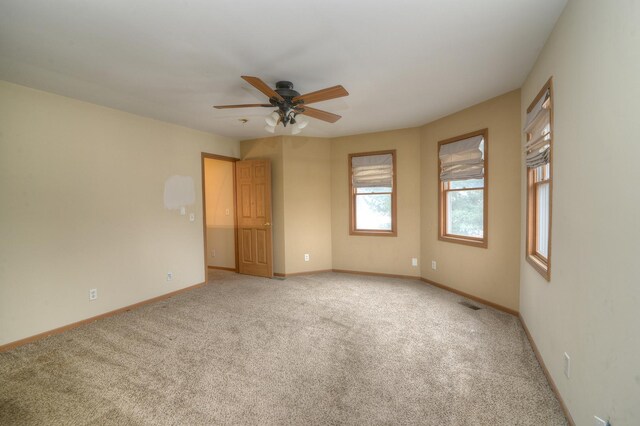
[[525, 77, 553, 281], [348, 149, 397, 237], [437, 128, 489, 248]]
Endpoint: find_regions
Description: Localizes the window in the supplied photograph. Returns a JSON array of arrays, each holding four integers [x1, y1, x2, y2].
[[524, 78, 553, 280], [438, 129, 488, 247], [349, 150, 397, 236]]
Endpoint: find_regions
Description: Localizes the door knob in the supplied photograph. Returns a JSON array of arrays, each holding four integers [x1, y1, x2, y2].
[[264, 222, 271, 226]]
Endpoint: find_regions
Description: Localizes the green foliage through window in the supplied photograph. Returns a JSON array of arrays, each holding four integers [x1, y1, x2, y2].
[[446, 189, 483, 238], [356, 194, 392, 230]]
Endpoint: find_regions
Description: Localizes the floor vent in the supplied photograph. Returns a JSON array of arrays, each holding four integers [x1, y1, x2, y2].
[[459, 301, 482, 310]]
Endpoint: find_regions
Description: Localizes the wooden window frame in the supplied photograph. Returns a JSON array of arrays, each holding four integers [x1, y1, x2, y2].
[[525, 78, 553, 280], [349, 150, 397, 237], [438, 129, 489, 248]]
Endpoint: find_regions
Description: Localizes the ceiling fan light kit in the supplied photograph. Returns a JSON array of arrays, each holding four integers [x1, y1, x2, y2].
[[263, 108, 310, 135], [265, 111, 280, 127], [214, 76, 348, 135], [296, 117, 309, 129]]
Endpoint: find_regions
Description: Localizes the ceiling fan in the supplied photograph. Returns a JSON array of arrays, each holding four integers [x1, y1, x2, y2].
[[214, 76, 349, 133]]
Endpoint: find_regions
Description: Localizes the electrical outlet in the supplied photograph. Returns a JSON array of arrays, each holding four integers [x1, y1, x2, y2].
[[89, 288, 97, 301], [304, 253, 310, 262], [411, 258, 418, 267], [432, 260, 437, 270], [167, 272, 173, 281], [564, 352, 571, 378], [225, 208, 230, 216]]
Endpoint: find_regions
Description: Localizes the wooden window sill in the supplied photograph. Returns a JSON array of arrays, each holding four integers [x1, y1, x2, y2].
[[526, 254, 550, 281], [350, 230, 397, 237], [439, 234, 487, 248]]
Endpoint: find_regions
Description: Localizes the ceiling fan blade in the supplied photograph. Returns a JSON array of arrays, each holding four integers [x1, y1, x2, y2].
[[213, 104, 272, 109], [297, 106, 341, 123], [241, 76, 285, 102], [293, 85, 349, 105]]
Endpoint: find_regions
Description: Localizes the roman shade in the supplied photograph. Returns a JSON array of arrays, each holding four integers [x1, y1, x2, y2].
[[351, 153, 393, 188], [524, 89, 551, 168], [439, 135, 485, 181]]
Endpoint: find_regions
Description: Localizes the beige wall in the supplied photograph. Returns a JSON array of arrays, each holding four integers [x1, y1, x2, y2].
[[282, 136, 332, 274], [420, 90, 522, 311], [519, 1, 640, 424], [204, 158, 235, 269], [241, 137, 286, 274], [0, 81, 239, 345], [330, 128, 422, 277]]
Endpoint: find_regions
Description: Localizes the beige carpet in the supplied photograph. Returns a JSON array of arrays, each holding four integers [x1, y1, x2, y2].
[[0, 271, 567, 425]]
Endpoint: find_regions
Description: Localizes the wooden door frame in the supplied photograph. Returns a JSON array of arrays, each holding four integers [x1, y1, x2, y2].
[[201, 153, 240, 279]]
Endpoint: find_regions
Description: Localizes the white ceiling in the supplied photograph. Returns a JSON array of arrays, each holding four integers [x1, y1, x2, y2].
[[0, 0, 566, 140]]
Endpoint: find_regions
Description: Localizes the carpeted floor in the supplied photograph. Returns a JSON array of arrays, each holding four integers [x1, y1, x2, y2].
[[0, 271, 567, 425]]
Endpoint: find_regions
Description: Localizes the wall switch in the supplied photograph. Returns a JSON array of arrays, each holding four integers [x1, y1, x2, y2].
[[593, 416, 609, 426], [225, 208, 230, 216], [180, 206, 186, 216], [564, 352, 571, 378], [189, 213, 195, 222], [411, 258, 418, 267], [211, 249, 216, 258], [89, 288, 97, 301], [304, 253, 310, 262], [167, 272, 173, 281], [431, 260, 437, 270]]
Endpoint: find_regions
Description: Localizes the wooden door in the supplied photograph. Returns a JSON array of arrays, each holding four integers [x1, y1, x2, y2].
[[235, 159, 273, 278]]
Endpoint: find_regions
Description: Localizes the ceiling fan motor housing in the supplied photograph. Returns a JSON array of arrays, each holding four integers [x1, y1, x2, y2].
[[270, 81, 303, 126], [273, 81, 301, 101]]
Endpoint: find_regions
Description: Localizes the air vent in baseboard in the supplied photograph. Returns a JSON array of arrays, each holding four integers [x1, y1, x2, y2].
[[459, 301, 482, 310]]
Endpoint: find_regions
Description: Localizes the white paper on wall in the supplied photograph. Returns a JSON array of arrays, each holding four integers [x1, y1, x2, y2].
[[163, 175, 195, 210]]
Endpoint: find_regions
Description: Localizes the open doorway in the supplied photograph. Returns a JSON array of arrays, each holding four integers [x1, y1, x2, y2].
[[201, 154, 238, 275]]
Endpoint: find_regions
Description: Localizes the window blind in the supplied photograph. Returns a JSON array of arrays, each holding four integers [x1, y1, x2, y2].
[[524, 89, 551, 168], [439, 135, 484, 181], [351, 153, 393, 188]]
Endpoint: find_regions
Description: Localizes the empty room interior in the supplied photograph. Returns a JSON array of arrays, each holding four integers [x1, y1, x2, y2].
[[1, 1, 638, 425]]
